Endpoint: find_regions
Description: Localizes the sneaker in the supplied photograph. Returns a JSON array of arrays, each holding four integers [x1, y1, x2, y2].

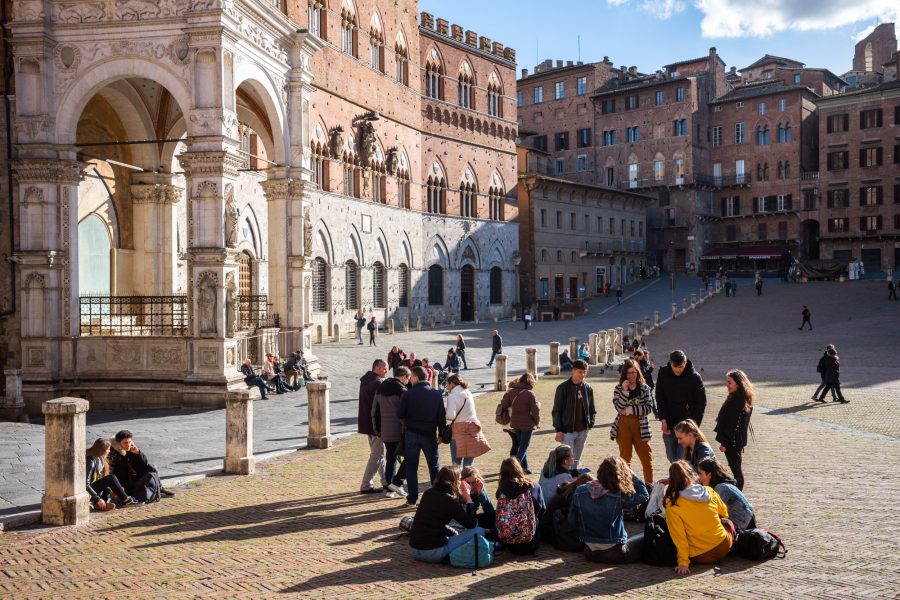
[[813, 397, 825, 403], [387, 483, 408, 497], [160, 488, 176, 498], [384, 491, 399, 499], [360, 487, 383, 494]]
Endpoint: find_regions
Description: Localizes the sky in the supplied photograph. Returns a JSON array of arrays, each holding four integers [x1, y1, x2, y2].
[[419, 0, 899, 77]]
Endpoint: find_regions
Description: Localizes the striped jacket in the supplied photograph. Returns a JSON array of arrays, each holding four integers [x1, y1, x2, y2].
[[610, 383, 653, 441]]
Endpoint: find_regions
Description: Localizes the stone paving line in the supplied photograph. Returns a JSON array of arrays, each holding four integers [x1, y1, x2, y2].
[[1, 275, 697, 517]]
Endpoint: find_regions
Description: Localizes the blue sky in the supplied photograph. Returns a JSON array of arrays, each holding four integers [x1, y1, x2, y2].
[[419, 0, 899, 77]]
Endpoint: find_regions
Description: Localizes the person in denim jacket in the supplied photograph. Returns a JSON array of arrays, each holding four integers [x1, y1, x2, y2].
[[568, 456, 649, 564], [697, 458, 756, 530]]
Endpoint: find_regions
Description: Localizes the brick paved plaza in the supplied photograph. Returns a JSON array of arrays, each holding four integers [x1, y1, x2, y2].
[[1, 279, 898, 598]]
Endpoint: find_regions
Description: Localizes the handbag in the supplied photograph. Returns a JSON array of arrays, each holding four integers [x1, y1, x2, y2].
[[495, 389, 522, 426], [440, 396, 467, 444]]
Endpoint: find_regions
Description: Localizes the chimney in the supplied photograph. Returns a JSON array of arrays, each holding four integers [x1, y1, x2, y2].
[[577, 61, 584, 66], [556, 60, 563, 68], [567, 60, 573, 66], [521, 68, 529, 78]]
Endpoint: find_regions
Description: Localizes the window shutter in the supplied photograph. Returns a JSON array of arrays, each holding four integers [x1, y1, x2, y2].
[[859, 187, 866, 206], [720, 197, 727, 216], [827, 116, 833, 134], [842, 151, 849, 167], [877, 147, 883, 165], [785, 194, 792, 210], [859, 111, 865, 129], [877, 186, 883, 204], [876, 109, 883, 127], [859, 148, 866, 167]]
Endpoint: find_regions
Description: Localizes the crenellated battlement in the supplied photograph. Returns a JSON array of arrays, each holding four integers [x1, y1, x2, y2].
[[420, 11, 516, 63]]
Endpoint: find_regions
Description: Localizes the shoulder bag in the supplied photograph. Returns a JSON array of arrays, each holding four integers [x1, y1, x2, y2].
[[495, 389, 522, 426], [441, 396, 467, 444]]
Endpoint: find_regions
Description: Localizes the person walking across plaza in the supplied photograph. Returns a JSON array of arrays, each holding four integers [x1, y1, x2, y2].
[[552, 360, 596, 467], [616, 287, 623, 304], [500, 373, 541, 473], [455, 334, 468, 370], [445, 374, 490, 468], [610, 359, 654, 484], [355, 309, 366, 345], [755, 275, 763, 296], [816, 347, 847, 403], [367, 316, 377, 346], [358, 359, 388, 494], [812, 345, 835, 401], [372, 365, 410, 498], [889, 280, 898, 301], [714, 370, 754, 490], [486, 330, 502, 367], [798, 305, 812, 330], [655, 350, 707, 463], [398, 366, 446, 506]]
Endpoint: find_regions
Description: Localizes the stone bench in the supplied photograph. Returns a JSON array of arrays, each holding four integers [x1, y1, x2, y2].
[[560, 311, 575, 320], [540, 311, 554, 322]]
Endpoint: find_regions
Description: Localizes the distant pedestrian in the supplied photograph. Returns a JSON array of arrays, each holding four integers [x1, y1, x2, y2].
[[398, 366, 446, 506], [355, 309, 366, 345], [798, 305, 812, 330], [358, 359, 388, 494], [730, 281, 737, 296], [524, 307, 533, 330], [486, 329, 502, 367], [616, 287, 623, 304], [889, 280, 897, 301], [551, 360, 595, 466], [553, 298, 562, 321], [455, 334, 468, 370], [815, 348, 847, 403], [714, 370, 754, 490], [812, 345, 835, 401], [367, 316, 377, 346], [755, 277, 763, 296]]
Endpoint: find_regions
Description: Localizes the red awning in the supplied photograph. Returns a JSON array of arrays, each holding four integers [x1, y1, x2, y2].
[[700, 244, 793, 261]]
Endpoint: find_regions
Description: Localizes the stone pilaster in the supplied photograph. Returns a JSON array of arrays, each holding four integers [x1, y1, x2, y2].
[[131, 179, 183, 296]]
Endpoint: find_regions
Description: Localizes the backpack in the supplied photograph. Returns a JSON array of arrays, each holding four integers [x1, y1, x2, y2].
[[731, 528, 787, 561], [641, 513, 678, 567], [551, 507, 584, 552], [449, 533, 493, 569], [495, 491, 537, 544]]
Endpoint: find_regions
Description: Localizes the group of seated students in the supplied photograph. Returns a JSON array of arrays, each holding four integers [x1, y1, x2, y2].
[[85, 430, 176, 512], [408, 439, 755, 575], [240, 350, 314, 398]]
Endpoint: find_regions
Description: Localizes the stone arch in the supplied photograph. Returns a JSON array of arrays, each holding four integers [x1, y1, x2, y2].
[[238, 204, 263, 258], [427, 234, 451, 270], [424, 44, 446, 73], [374, 228, 391, 267], [486, 240, 505, 269], [234, 64, 289, 165], [347, 224, 364, 265], [458, 58, 477, 85], [427, 157, 448, 185], [456, 236, 482, 270], [487, 69, 504, 94], [313, 219, 335, 264]]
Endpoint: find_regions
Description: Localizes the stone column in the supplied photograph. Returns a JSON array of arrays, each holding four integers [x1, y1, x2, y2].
[[643, 317, 651, 337], [691, 293, 697, 309], [654, 311, 661, 329], [314, 325, 323, 344], [387, 318, 394, 335], [588, 333, 598, 365], [224, 390, 255, 475], [332, 323, 340, 342], [41, 398, 90, 526], [699, 288, 705, 303], [403, 318, 409, 333], [525, 348, 537, 378], [615, 327, 624, 355], [569, 337, 578, 360], [626, 322, 635, 340], [1, 369, 26, 422], [307, 381, 331, 449], [598, 331, 608, 363], [606, 329, 616, 363], [415, 316, 421, 331], [131, 178, 182, 296], [494, 355, 508, 391], [549, 342, 560, 375], [682, 298, 688, 315]]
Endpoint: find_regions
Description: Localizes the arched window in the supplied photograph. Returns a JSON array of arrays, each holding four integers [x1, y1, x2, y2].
[[427, 177, 446, 214], [398, 263, 409, 307], [458, 64, 474, 109], [425, 61, 442, 100], [428, 264, 444, 305], [341, 9, 357, 56], [763, 125, 770, 145], [372, 262, 386, 308], [777, 161, 783, 180], [784, 160, 790, 179], [785, 123, 792, 143], [556, 250, 563, 263], [308, 0, 326, 39], [487, 76, 502, 118], [763, 162, 769, 181], [460, 182, 475, 218], [489, 267, 502, 304], [312, 257, 329, 311], [345, 260, 359, 310], [756, 125, 764, 145], [489, 187, 504, 221], [777, 123, 785, 143], [540, 249, 548, 262], [395, 40, 409, 86], [570, 250, 577, 263], [78, 215, 111, 295], [311, 141, 329, 191], [369, 25, 384, 73]]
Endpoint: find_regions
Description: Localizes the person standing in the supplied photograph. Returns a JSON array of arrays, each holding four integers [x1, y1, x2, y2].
[[355, 309, 366, 345], [655, 350, 707, 463], [455, 334, 468, 370], [445, 374, 490, 468], [500, 373, 541, 473], [755, 277, 763, 296], [812, 345, 835, 401], [523, 307, 533, 330], [367, 316, 377, 346], [616, 287, 623, 304], [551, 360, 596, 466], [486, 330, 502, 367], [888, 280, 897, 301], [372, 365, 410, 498], [798, 305, 812, 330], [817, 348, 847, 403], [714, 370, 754, 490], [358, 359, 388, 494], [398, 366, 446, 506], [610, 359, 654, 484]]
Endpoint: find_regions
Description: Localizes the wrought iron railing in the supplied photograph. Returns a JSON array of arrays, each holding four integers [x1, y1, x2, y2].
[[79, 295, 188, 336], [238, 295, 278, 330]]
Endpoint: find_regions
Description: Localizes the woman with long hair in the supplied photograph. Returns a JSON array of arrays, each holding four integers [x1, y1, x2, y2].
[[664, 460, 733, 574], [697, 458, 756, 530], [408, 465, 486, 563], [495, 457, 546, 554], [461, 466, 495, 528], [714, 369, 754, 490], [673, 419, 715, 471], [611, 358, 654, 483], [569, 455, 649, 563], [537, 444, 593, 502], [500, 373, 540, 473], [86, 438, 136, 511], [445, 374, 490, 467]]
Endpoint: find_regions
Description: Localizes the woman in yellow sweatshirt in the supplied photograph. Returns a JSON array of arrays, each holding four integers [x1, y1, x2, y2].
[[664, 460, 733, 574]]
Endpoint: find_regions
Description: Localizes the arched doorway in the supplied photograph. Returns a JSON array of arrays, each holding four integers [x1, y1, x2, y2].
[[78, 215, 111, 295], [800, 220, 820, 260], [460, 264, 475, 321]]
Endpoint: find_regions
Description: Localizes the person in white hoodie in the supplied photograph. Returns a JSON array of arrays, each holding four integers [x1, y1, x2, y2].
[[445, 374, 490, 467]]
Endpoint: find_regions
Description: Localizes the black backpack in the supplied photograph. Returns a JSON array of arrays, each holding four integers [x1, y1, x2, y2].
[[641, 513, 678, 567], [551, 508, 584, 552], [731, 528, 787, 560]]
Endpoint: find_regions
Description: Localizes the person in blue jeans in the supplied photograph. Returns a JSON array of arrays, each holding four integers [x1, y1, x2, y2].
[[655, 350, 707, 463], [398, 366, 445, 506], [409, 465, 486, 563]]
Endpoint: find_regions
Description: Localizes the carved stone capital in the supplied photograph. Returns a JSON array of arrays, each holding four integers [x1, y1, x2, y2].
[[178, 151, 244, 179], [132, 183, 183, 205], [259, 178, 307, 202], [12, 159, 86, 184]]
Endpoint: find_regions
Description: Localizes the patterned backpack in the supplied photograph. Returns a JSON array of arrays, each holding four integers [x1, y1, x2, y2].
[[495, 491, 537, 544]]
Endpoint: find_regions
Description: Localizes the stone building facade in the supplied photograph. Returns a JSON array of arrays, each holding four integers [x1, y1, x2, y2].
[[0, 1, 519, 415]]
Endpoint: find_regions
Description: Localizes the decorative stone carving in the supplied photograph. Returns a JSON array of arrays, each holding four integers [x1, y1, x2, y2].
[[225, 275, 238, 338], [56, 2, 107, 23], [110, 343, 142, 365], [197, 271, 218, 336], [53, 0, 190, 23], [385, 148, 398, 175], [358, 121, 377, 165], [200, 348, 218, 367], [150, 346, 180, 366], [12, 159, 85, 184], [225, 184, 239, 248], [303, 207, 313, 257], [13, 1, 46, 21], [329, 127, 344, 158]]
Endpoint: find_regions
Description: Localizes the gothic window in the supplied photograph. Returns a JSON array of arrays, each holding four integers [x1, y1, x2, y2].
[[458, 66, 474, 110], [428, 265, 444, 305], [489, 188, 504, 221], [312, 257, 328, 311], [308, 1, 325, 39], [341, 10, 357, 57], [345, 260, 359, 310], [489, 267, 502, 304], [427, 177, 446, 214], [460, 182, 475, 218], [398, 263, 409, 307], [395, 41, 409, 86], [372, 262, 386, 308], [487, 74, 502, 118], [425, 61, 443, 100], [369, 26, 384, 73]]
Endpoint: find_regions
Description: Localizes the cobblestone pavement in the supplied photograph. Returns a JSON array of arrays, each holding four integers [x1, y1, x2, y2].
[[1, 278, 897, 598], [0, 276, 677, 515]]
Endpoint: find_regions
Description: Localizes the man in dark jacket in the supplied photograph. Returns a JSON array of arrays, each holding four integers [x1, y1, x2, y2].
[[551, 360, 595, 467], [398, 366, 446, 506], [241, 359, 268, 399], [358, 359, 388, 493], [486, 330, 502, 367], [799, 305, 812, 330], [812, 345, 834, 400], [655, 350, 707, 463], [373, 366, 411, 498], [109, 430, 175, 503]]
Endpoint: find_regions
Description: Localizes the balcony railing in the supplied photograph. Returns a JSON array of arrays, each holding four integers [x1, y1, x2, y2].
[[582, 239, 646, 254], [238, 295, 278, 330], [80, 294, 188, 337], [800, 171, 820, 182]]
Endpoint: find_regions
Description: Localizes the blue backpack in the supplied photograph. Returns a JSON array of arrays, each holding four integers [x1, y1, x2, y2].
[[449, 533, 493, 569]]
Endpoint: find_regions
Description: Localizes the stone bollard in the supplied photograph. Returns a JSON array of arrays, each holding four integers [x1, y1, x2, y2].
[[332, 323, 340, 342], [569, 337, 578, 360], [691, 294, 697, 310], [598, 331, 608, 363], [315, 325, 323, 344], [716, 279, 722, 293], [495, 355, 508, 391], [671, 303, 677, 320], [450, 317, 456, 327], [307, 381, 332, 449], [41, 398, 90, 526], [606, 329, 616, 363], [588, 333, 598, 365], [429, 316, 436, 329], [654, 311, 661, 329], [2, 369, 27, 422], [549, 342, 560, 375], [634, 326, 642, 344], [627, 322, 635, 341], [224, 390, 255, 475], [699, 288, 705, 303], [682, 298, 688, 315], [415, 316, 422, 331], [403, 318, 410, 333], [387, 318, 394, 335], [643, 317, 651, 337], [525, 348, 537, 378]]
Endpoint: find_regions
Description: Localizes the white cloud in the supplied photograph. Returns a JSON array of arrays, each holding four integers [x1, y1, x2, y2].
[[694, 0, 900, 38], [606, 0, 686, 19]]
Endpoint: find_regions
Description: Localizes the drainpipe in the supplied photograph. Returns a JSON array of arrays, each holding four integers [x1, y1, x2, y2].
[[1, 0, 16, 318]]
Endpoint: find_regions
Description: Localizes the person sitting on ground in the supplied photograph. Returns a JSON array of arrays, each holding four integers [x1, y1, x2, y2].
[[559, 349, 574, 371], [422, 358, 436, 384], [262, 353, 291, 394], [569, 455, 650, 564], [461, 466, 496, 530], [674, 419, 716, 471], [578, 343, 590, 362], [408, 465, 488, 563], [495, 457, 546, 555], [241, 359, 268, 399], [445, 348, 461, 373], [109, 430, 175, 503], [86, 438, 137, 511], [402, 352, 418, 369], [388, 346, 407, 371], [373, 365, 410, 499], [697, 458, 756, 530], [664, 460, 733, 574], [538, 444, 594, 503]]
